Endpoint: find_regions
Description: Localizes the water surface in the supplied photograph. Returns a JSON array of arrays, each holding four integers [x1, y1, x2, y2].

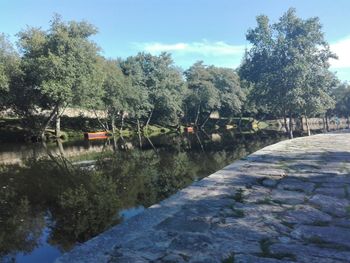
[[0, 130, 287, 262]]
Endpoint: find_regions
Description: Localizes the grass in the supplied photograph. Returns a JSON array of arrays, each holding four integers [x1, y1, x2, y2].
[[346, 206, 350, 217], [255, 197, 273, 205], [259, 238, 296, 261], [229, 206, 245, 218], [311, 220, 330, 227], [143, 125, 172, 137], [222, 254, 234, 263], [232, 188, 245, 203], [259, 238, 273, 256], [344, 186, 349, 198]]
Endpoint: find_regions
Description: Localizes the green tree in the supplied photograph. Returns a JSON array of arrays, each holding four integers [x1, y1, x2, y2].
[[185, 61, 220, 126], [184, 62, 245, 128], [331, 82, 350, 127], [0, 34, 20, 110], [98, 58, 129, 133], [239, 8, 337, 138], [16, 15, 102, 139], [120, 52, 186, 127], [208, 66, 246, 118]]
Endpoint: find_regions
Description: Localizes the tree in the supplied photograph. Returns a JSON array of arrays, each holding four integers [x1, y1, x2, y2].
[[331, 82, 350, 127], [239, 8, 337, 138], [99, 58, 134, 133], [0, 34, 20, 110], [207, 66, 246, 118], [120, 52, 186, 127], [16, 14, 102, 139], [184, 61, 245, 128], [185, 61, 220, 127]]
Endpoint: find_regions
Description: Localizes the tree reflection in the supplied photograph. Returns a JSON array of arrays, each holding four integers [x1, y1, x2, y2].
[[0, 158, 120, 255], [0, 130, 287, 259], [0, 172, 44, 258], [48, 173, 119, 251]]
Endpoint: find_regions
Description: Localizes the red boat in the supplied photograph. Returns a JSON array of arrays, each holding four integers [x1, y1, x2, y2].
[[184, 127, 194, 133], [84, 131, 109, 140]]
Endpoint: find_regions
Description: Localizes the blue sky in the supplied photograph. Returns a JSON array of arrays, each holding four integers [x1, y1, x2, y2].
[[0, 0, 349, 82]]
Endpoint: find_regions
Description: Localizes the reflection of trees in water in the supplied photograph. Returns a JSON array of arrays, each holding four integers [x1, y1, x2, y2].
[[49, 173, 119, 251], [0, 159, 120, 255], [98, 130, 287, 209], [0, 171, 45, 258], [0, 130, 287, 257]]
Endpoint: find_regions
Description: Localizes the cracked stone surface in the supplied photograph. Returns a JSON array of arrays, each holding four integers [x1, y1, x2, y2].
[[56, 131, 350, 263]]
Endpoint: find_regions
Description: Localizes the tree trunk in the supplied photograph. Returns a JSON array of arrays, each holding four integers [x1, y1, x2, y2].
[[57, 139, 65, 157], [305, 115, 311, 136], [200, 110, 212, 130], [195, 132, 205, 152], [289, 113, 294, 139], [145, 108, 154, 130], [93, 110, 109, 132], [194, 104, 201, 126], [112, 137, 118, 152], [325, 114, 329, 132], [120, 113, 125, 136], [55, 106, 61, 139], [145, 135, 158, 154], [111, 114, 116, 134], [299, 116, 303, 132], [137, 119, 142, 148], [40, 104, 60, 141], [283, 113, 289, 133]]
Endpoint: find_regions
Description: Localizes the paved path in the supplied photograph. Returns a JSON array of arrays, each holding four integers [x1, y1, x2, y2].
[[57, 131, 350, 263]]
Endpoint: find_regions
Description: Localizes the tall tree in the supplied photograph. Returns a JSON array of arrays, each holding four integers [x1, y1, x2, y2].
[[16, 15, 102, 139], [184, 61, 245, 128], [120, 52, 186, 127], [332, 82, 350, 127], [239, 8, 337, 138], [99, 58, 134, 133], [0, 34, 20, 110]]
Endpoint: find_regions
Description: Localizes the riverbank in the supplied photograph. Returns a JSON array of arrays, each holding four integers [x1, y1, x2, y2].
[[56, 131, 350, 263]]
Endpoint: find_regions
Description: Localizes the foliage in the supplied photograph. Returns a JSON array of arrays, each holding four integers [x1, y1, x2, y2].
[[0, 10, 348, 137], [120, 52, 186, 125], [14, 14, 102, 135], [239, 8, 338, 123], [0, 34, 20, 109], [331, 82, 350, 117], [184, 61, 245, 125]]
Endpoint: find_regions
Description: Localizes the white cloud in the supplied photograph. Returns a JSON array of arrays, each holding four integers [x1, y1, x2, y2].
[[132, 38, 349, 81], [134, 40, 246, 56], [330, 36, 350, 69]]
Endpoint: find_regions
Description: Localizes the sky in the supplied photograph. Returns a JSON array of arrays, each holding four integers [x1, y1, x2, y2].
[[0, 0, 349, 82]]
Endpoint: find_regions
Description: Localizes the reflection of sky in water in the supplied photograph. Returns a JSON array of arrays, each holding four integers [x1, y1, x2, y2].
[[3, 207, 145, 263], [119, 206, 145, 220], [15, 227, 61, 263]]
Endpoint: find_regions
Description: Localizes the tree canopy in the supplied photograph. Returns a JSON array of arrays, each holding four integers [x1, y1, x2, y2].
[[0, 10, 349, 139], [185, 62, 245, 126], [120, 52, 186, 126], [239, 8, 338, 137], [0, 34, 20, 109], [14, 14, 102, 136]]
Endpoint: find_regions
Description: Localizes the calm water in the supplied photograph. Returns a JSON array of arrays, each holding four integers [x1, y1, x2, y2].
[[0, 130, 288, 263]]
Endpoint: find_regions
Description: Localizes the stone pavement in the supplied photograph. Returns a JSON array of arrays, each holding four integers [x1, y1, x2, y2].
[[57, 131, 350, 263]]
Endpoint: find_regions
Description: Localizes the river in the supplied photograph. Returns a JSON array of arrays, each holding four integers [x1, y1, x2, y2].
[[0, 129, 297, 263]]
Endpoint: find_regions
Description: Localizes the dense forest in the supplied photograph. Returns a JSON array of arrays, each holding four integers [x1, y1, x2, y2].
[[1, 8, 350, 140]]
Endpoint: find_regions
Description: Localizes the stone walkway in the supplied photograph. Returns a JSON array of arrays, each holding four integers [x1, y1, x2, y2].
[[57, 131, 350, 263]]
